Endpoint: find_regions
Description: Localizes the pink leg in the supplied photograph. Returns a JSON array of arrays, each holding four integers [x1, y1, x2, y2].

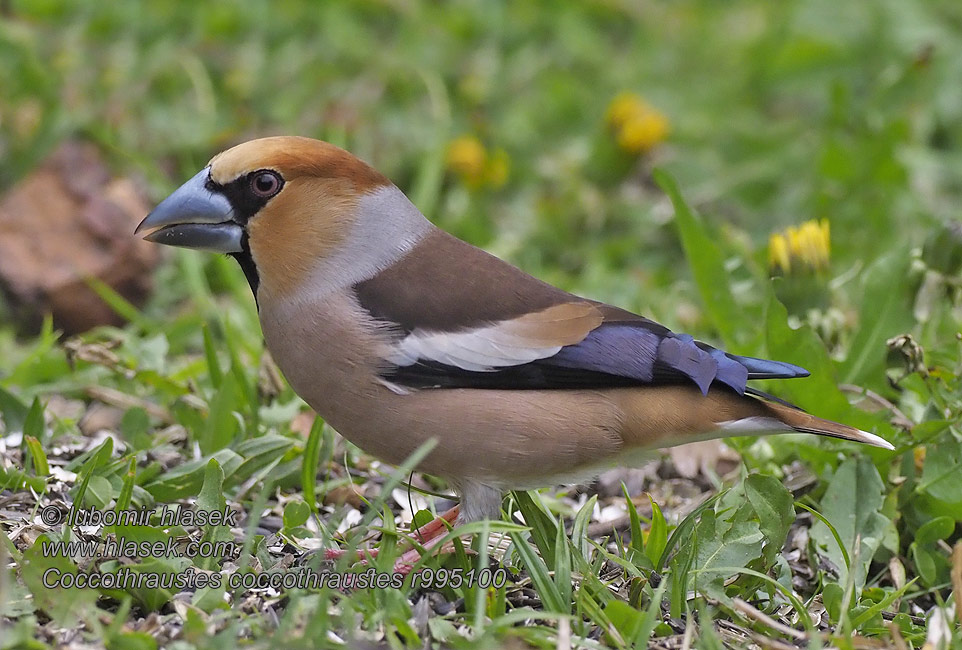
[[324, 504, 461, 563], [409, 504, 460, 543]]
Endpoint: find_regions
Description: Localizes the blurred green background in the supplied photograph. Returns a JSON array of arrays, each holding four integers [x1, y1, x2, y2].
[[4, 0, 959, 313], [3, 1, 962, 646]]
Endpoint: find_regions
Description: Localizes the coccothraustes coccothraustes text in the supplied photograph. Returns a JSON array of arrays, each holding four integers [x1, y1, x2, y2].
[[137, 136, 892, 533]]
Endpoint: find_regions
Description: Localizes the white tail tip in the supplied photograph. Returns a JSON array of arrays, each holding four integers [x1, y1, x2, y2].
[[854, 429, 895, 450]]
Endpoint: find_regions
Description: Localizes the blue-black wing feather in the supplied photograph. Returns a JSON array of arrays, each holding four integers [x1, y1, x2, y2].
[[384, 319, 808, 394]]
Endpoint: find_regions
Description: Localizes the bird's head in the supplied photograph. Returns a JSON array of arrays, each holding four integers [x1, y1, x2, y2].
[[136, 136, 430, 301]]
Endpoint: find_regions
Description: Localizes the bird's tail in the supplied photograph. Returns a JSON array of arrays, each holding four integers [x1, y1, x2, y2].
[[760, 400, 894, 449]]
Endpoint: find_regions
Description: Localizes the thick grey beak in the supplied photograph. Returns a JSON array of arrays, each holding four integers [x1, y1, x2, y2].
[[135, 167, 244, 253]]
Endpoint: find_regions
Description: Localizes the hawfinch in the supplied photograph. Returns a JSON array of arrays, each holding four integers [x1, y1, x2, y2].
[[137, 136, 892, 531]]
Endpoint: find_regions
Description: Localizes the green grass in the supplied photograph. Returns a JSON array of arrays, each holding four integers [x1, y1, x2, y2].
[[2, 1, 962, 648]]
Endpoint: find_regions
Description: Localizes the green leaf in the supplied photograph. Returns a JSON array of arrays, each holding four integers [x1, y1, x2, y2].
[[202, 322, 223, 389], [196, 458, 226, 514], [692, 510, 764, 601], [624, 487, 644, 565], [106, 631, 158, 650], [656, 492, 723, 573], [99, 556, 192, 611], [553, 517, 573, 606], [143, 449, 242, 501], [810, 457, 887, 592], [24, 435, 49, 477], [571, 494, 597, 561], [838, 250, 912, 387], [744, 474, 794, 564], [914, 516, 955, 547], [301, 417, 324, 512], [114, 458, 137, 513], [655, 168, 740, 345], [0, 465, 47, 492], [918, 436, 962, 506], [232, 435, 294, 482], [512, 490, 558, 567], [71, 437, 114, 507], [120, 408, 151, 449], [283, 500, 310, 530], [644, 497, 667, 568], [200, 371, 241, 454], [23, 397, 45, 440], [85, 475, 114, 509], [85, 275, 149, 330], [764, 285, 886, 433], [196, 458, 231, 571], [0, 385, 30, 433], [509, 530, 567, 613], [20, 533, 97, 625]]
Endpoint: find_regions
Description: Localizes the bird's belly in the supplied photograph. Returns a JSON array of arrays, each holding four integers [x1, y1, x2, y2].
[[306, 385, 629, 488]]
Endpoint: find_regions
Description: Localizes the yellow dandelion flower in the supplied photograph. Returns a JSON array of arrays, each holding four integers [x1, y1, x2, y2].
[[446, 135, 487, 185], [606, 93, 669, 154], [606, 92, 649, 128], [769, 219, 832, 274], [616, 111, 670, 154], [768, 233, 791, 274]]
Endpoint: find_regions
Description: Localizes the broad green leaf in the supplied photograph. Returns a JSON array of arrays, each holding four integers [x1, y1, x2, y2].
[[655, 168, 741, 345], [745, 474, 794, 564], [200, 371, 241, 454], [196, 458, 230, 571], [19, 533, 97, 625], [233, 435, 294, 482], [918, 436, 962, 506], [196, 458, 227, 515], [143, 449, 242, 501], [71, 437, 114, 507], [0, 385, 30, 432], [914, 516, 955, 547], [764, 285, 887, 434], [84, 475, 114, 509], [0, 465, 47, 492], [810, 457, 887, 592], [283, 500, 311, 530], [839, 250, 912, 387], [692, 510, 764, 601], [23, 397, 44, 441]]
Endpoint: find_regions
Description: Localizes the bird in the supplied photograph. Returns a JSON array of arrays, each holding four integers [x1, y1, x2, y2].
[[136, 136, 892, 561]]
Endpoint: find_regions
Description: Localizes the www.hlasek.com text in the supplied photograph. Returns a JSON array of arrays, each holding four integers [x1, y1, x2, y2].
[[41, 536, 241, 560]]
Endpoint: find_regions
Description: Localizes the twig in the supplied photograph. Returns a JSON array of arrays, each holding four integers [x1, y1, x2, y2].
[[732, 598, 807, 641], [838, 383, 914, 430], [84, 385, 173, 424]]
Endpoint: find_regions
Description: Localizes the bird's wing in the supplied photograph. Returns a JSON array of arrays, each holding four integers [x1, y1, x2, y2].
[[354, 229, 808, 394], [380, 306, 808, 394]]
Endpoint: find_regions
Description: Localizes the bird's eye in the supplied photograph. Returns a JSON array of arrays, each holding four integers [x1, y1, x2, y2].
[[250, 170, 282, 198]]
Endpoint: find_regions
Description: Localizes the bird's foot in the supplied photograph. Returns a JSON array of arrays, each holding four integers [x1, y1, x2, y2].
[[323, 504, 461, 566]]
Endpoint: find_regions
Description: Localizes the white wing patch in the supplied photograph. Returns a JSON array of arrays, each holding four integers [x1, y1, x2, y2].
[[387, 302, 603, 373], [389, 324, 564, 372]]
